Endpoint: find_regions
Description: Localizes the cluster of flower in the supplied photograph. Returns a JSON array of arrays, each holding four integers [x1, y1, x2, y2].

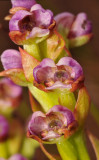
[[0, 0, 92, 159]]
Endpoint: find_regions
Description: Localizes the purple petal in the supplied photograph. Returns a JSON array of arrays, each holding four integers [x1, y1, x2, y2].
[[69, 12, 92, 38], [57, 57, 83, 80], [9, 154, 27, 160], [11, 0, 36, 9], [55, 12, 74, 32], [42, 130, 60, 140], [1, 49, 22, 70], [9, 10, 32, 31], [30, 4, 44, 12], [33, 58, 56, 83], [46, 81, 72, 90], [28, 111, 48, 136], [0, 115, 9, 140], [47, 105, 75, 126], [33, 9, 53, 28], [26, 27, 49, 39]]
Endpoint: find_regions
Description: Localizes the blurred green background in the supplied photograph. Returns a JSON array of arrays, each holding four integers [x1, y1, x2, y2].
[[0, 0, 99, 159]]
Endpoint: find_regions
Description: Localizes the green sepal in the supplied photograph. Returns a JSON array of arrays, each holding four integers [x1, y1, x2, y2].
[[0, 69, 28, 87], [23, 43, 41, 61], [38, 31, 66, 61], [74, 87, 90, 126], [28, 84, 76, 112], [19, 47, 40, 82], [69, 34, 93, 48]]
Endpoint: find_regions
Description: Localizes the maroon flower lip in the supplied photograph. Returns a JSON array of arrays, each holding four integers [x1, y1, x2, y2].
[[33, 57, 84, 91], [28, 105, 77, 142]]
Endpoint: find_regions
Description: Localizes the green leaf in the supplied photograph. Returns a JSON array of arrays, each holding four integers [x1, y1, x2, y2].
[[0, 69, 28, 86], [88, 132, 99, 160], [74, 87, 90, 126]]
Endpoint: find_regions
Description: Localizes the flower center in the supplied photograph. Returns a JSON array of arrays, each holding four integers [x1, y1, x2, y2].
[[82, 20, 87, 30], [54, 70, 70, 82], [19, 16, 36, 32], [49, 119, 62, 130]]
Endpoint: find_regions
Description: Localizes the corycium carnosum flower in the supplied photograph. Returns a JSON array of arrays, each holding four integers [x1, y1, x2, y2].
[[27, 105, 77, 142], [33, 57, 84, 92], [9, 2, 55, 44], [8, 154, 27, 160], [54, 12, 92, 47], [0, 115, 9, 141], [0, 78, 22, 113]]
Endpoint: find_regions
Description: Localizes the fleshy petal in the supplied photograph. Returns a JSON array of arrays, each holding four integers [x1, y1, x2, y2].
[[11, 0, 36, 9], [33, 9, 53, 28], [55, 12, 74, 34], [57, 57, 83, 80], [9, 10, 32, 31], [69, 13, 92, 38], [28, 111, 48, 136], [30, 4, 44, 12], [27, 27, 49, 39], [47, 105, 75, 126], [1, 49, 22, 70], [33, 58, 56, 83]]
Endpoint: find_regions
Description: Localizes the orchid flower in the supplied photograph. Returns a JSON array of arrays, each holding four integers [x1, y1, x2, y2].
[[55, 12, 92, 47], [9, 3, 55, 44], [33, 57, 84, 91], [0, 78, 22, 113], [28, 105, 77, 142]]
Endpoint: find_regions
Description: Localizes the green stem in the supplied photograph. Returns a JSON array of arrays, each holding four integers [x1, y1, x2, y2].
[[57, 130, 90, 160]]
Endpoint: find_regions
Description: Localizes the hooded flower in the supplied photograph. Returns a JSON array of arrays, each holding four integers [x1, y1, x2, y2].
[[28, 105, 76, 142], [0, 78, 22, 112], [9, 154, 27, 160], [55, 12, 92, 47], [33, 57, 84, 91], [9, 4, 55, 44], [0, 115, 9, 141]]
